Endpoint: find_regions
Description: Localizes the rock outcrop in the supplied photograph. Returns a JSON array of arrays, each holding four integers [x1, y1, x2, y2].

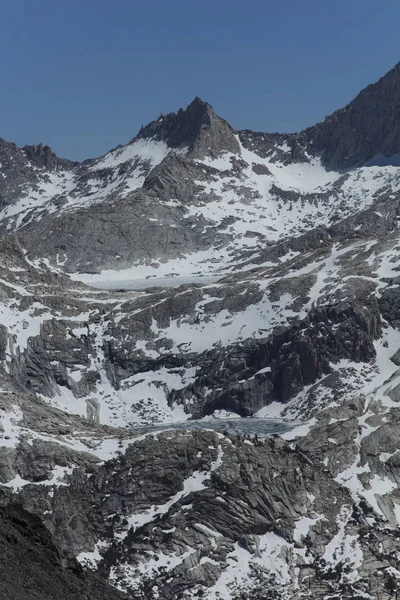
[[1, 60, 400, 600], [137, 96, 240, 158], [305, 61, 400, 169], [0, 499, 126, 600]]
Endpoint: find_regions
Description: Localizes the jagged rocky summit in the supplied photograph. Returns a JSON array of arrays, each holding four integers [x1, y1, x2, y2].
[[2, 62, 400, 598]]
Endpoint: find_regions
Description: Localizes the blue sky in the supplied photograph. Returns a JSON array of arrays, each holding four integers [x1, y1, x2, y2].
[[1, 0, 399, 160]]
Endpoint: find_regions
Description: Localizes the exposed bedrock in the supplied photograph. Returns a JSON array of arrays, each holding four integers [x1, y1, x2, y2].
[[169, 301, 381, 417], [0, 496, 125, 600]]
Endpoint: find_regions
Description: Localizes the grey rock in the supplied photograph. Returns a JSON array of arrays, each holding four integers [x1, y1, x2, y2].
[[0, 499, 125, 600], [137, 96, 240, 158], [305, 61, 400, 169]]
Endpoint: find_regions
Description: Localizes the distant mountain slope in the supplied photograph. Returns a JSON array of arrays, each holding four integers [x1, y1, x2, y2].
[[305, 61, 400, 169], [0, 64, 399, 276], [2, 60, 400, 600], [0, 500, 125, 600]]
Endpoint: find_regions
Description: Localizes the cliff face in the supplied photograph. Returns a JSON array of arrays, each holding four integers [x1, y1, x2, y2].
[[305, 61, 400, 169], [1, 62, 400, 599], [137, 96, 241, 158], [0, 500, 125, 600]]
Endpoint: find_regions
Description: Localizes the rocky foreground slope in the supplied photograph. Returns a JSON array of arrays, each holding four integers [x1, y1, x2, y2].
[[2, 63, 400, 598]]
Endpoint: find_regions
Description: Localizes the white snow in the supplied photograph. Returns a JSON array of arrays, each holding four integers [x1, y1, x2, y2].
[[90, 138, 170, 171], [323, 506, 363, 583], [2, 465, 74, 491], [0, 137, 180, 231], [116, 445, 223, 541], [77, 540, 110, 570]]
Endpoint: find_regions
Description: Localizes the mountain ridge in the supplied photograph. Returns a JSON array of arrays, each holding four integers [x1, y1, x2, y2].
[[2, 61, 400, 599], [304, 60, 400, 169], [4, 60, 400, 170]]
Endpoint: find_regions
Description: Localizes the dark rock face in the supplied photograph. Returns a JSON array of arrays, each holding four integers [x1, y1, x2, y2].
[[378, 285, 400, 327], [305, 61, 400, 169], [137, 96, 240, 158], [170, 301, 380, 417], [0, 499, 125, 600], [22, 143, 76, 171]]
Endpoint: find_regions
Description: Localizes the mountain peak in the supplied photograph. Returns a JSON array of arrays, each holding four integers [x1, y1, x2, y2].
[[184, 96, 214, 117], [306, 60, 400, 169], [186, 95, 212, 109], [22, 142, 76, 170], [136, 97, 240, 158]]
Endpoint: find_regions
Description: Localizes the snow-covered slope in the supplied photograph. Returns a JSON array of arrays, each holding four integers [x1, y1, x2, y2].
[[2, 95, 400, 280], [2, 65, 400, 599], [0, 137, 181, 231]]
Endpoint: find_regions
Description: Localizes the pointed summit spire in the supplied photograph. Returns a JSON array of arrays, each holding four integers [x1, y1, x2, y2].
[[136, 97, 240, 158], [185, 96, 213, 112]]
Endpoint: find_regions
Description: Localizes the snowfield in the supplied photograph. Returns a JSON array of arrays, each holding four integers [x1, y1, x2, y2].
[[2, 88, 400, 599]]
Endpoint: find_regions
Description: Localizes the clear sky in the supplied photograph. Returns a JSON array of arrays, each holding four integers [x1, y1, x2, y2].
[[1, 0, 399, 160]]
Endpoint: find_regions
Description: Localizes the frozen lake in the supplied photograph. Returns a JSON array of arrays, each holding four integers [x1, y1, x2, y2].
[[88, 275, 222, 291], [131, 417, 295, 437]]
